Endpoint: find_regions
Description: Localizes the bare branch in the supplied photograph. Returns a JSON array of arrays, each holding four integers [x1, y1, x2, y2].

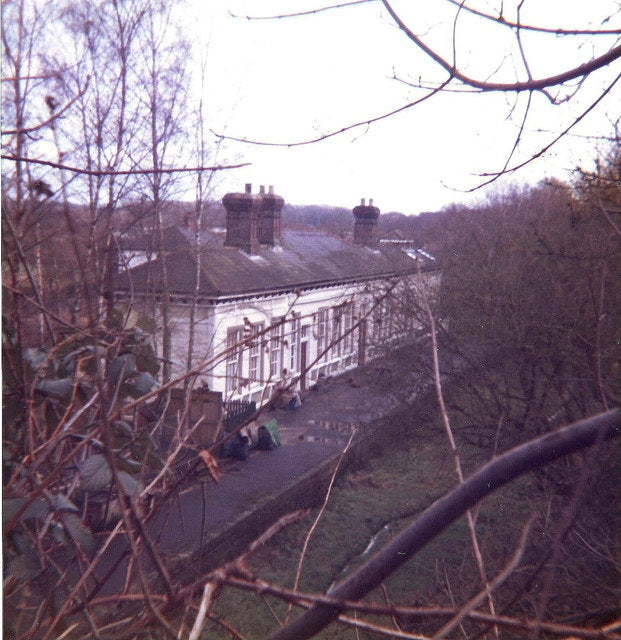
[[472, 73, 621, 189], [1, 282, 96, 337], [180, 567, 621, 639], [287, 426, 358, 621], [418, 260, 499, 631], [443, 0, 621, 36], [2, 79, 90, 136], [230, 0, 374, 20], [0, 154, 251, 175], [382, 1, 621, 93], [433, 514, 536, 638], [336, 614, 432, 639], [1, 73, 68, 82], [188, 582, 218, 640], [212, 80, 451, 147]]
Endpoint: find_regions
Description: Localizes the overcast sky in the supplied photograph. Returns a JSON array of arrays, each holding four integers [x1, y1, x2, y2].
[[186, 1, 620, 214]]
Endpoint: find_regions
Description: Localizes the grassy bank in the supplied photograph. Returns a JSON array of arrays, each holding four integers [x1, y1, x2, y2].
[[198, 399, 619, 640]]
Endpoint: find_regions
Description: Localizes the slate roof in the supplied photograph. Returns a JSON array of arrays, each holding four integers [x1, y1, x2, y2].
[[113, 227, 437, 301], [119, 226, 223, 252]]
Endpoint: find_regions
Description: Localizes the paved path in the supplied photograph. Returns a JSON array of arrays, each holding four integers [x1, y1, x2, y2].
[[275, 363, 410, 443], [154, 363, 405, 550], [154, 440, 343, 553]]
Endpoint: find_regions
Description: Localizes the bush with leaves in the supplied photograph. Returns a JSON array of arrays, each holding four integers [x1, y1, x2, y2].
[[2, 321, 166, 622]]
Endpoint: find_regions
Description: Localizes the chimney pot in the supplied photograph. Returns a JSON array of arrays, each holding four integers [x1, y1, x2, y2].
[[258, 186, 284, 246], [369, 198, 374, 205], [259, 185, 265, 194], [361, 198, 366, 206], [245, 183, 252, 194]]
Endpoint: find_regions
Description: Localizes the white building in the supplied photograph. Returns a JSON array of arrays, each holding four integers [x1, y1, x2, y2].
[[112, 185, 439, 404]]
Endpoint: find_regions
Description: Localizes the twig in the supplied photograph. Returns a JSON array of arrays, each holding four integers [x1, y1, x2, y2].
[[205, 612, 248, 640], [188, 582, 218, 640], [381, 582, 403, 633], [44, 521, 124, 634], [2, 80, 90, 136], [286, 426, 358, 621], [230, 0, 374, 20], [262, 594, 283, 626], [0, 154, 250, 176], [212, 80, 451, 148], [473, 73, 621, 187], [240, 509, 311, 565], [417, 259, 499, 634], [337, 613, 431, 639], [140, 416, 203, 497], [432, 514, 536, 638], [442, 0, 621, 35]]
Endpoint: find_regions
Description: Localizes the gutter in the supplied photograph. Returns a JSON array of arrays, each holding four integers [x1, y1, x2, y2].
[[112, 264, 441, 307]]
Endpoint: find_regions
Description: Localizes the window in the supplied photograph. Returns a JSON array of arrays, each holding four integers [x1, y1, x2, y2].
[[249, 322, 264, 383], [343, 302, 354, 354], [225, 327, 244, 394], [332, 305, 343, 358], [372, 303, 383, 341], [269, 318, 283, 378], [315, 308, 329, 361], [385, 299, 394, 338], [289, 315, 300, 372], [360, 301, 368, 321]]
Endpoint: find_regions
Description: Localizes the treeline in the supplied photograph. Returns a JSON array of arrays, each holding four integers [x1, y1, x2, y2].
[[391, 144, 621, 443], [376, 149, 621, 631], [282, 204, 432, 241]]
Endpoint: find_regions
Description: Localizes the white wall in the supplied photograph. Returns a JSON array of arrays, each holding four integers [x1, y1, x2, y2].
[[207, 283, 365, 403], [166, 303, 216, 383]]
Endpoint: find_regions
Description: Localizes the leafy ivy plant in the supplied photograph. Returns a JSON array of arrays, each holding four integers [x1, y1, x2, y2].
[[3, 320, 166, 591]]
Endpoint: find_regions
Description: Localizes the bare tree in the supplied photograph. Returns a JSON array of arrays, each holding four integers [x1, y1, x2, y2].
[[433, 174, 621, 436], [2, 0, 61, 344], [132, 1, 191, 383]]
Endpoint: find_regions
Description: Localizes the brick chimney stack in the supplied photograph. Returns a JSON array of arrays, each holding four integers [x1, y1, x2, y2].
[[352, 198, 380, 247], [223, 183, 261, 253], [222, 184, 284, 253], [258, 184, 284, 246]]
